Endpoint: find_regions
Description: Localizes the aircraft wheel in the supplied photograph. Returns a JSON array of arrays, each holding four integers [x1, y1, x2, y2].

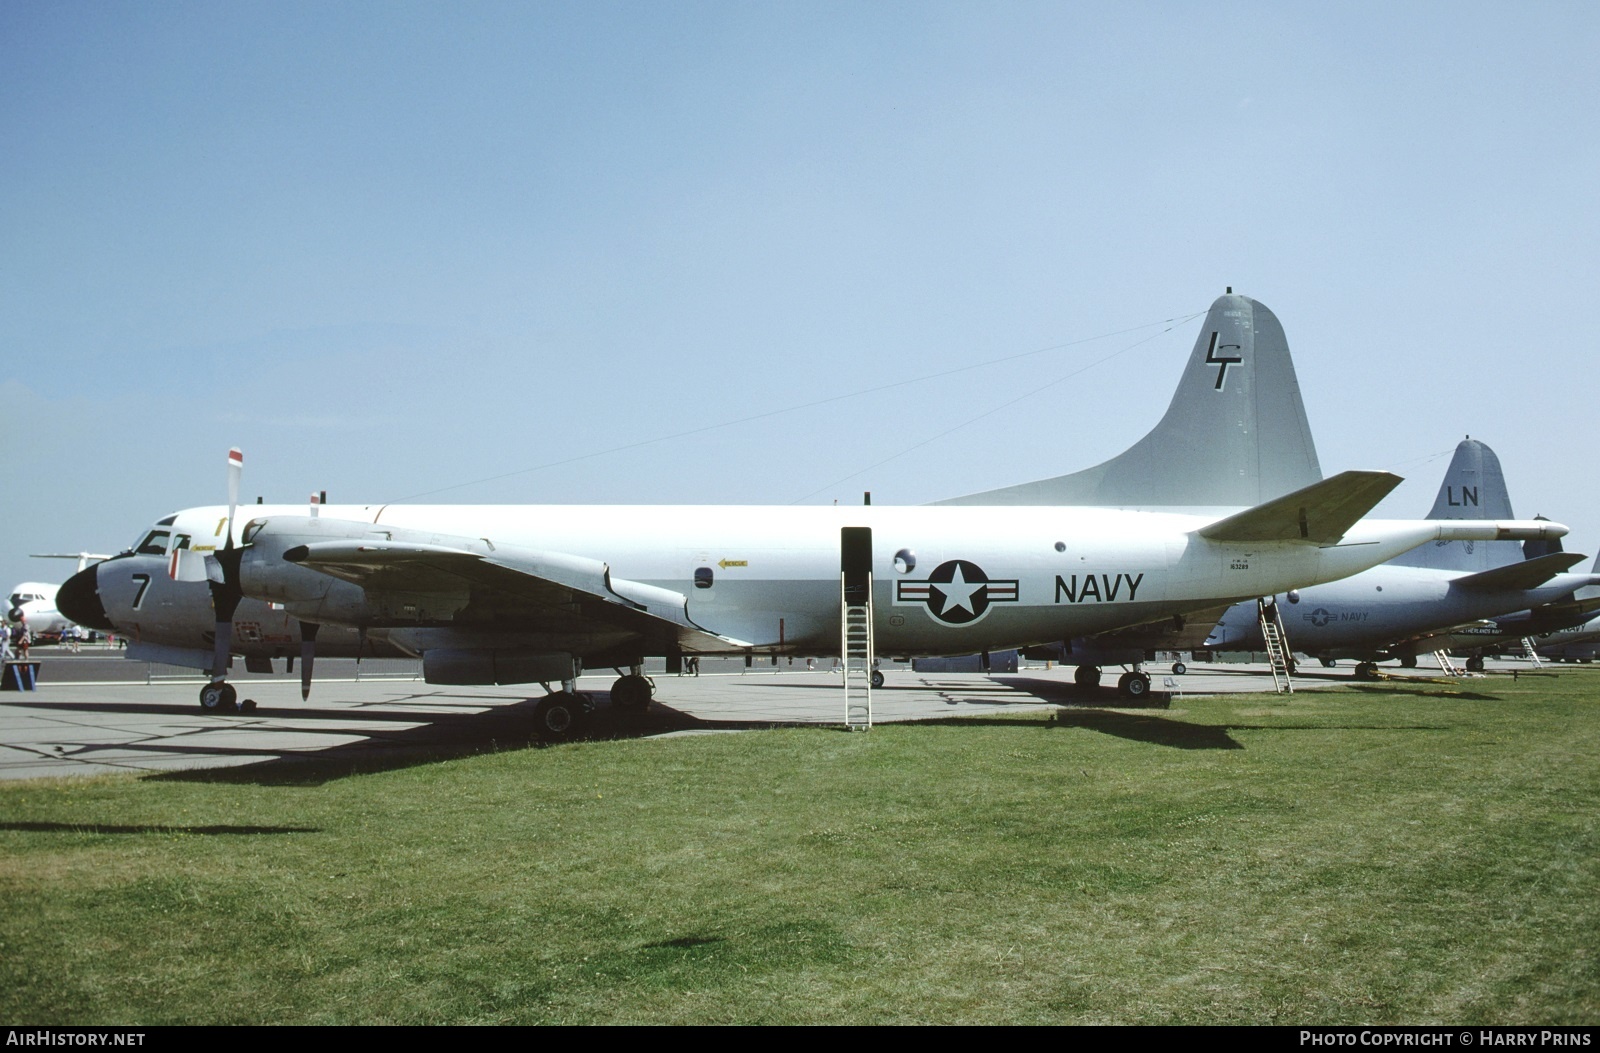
[[1353, 662, 1379, 681], [610, 675, 652, 712], [1117, 671, 1151, 700], [1466, 656, 1485, 672], [1320, 657, 1336, 668], [534, 692, 588, 740], [1171, 662, 1187, 675], [199, 682, 238, 713], [870, 669, 885, 689], [1400, 655, 1417, 669], [1074, 665, 1102, 688]]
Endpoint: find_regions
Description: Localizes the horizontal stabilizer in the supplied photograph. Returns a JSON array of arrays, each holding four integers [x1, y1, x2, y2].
[[1198, 470, 1402, 545], [1452, 552, 1587, 591]]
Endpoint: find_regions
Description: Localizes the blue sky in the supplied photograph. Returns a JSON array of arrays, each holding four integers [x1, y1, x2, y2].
[[4, 1, 1598, 592]]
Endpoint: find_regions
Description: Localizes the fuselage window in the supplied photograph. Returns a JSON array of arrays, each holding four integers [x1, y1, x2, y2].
[[136, 530, 171, 557], [694, 567, 714, 590]]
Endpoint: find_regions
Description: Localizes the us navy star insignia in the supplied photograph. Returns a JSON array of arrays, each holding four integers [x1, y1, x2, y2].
[[895, 559, 1019, 626]]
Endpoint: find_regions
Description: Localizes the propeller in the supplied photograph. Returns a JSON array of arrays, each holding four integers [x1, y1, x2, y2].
[[202, 447, 327, 700], [300, 489, 323, 698], [203, 448, 246, 686]]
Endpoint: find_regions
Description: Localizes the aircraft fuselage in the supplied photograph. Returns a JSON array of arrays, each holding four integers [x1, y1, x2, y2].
[[85, 502, 1475, 666]]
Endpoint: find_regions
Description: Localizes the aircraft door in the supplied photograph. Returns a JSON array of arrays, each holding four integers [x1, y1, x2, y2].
[[841, 526, 872, 607]]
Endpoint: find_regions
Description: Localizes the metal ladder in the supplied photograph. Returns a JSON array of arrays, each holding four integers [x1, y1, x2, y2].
[[1519, 637, 1545, 667], [1257, 598, 1294, 694], [1433, 649, 1464, 676], [842, 572, 874, 730]]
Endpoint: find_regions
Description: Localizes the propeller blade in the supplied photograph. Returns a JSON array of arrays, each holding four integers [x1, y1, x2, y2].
[[226, 447, 243, 547], [210, 618, 233, 682], [299, 622, 319, 700]]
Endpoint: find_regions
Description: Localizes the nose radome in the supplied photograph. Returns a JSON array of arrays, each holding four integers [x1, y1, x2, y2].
[[57, 565, 113, 632]]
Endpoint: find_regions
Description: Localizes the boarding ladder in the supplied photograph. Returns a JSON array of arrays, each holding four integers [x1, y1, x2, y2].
[[1258, 598, 1294, 694], [1519, 637, 1545, 668], [842, 572, 874, 730], [1433, 650, 1465, 676]]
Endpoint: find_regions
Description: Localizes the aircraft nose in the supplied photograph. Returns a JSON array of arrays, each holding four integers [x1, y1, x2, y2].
[[57, 565, 114, 632]]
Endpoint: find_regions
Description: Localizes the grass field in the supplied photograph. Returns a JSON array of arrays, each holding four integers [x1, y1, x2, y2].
[[2, 670, 1596, 1024]]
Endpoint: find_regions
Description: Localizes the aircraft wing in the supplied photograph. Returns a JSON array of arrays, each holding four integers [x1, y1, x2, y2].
[[283, 538, 751, 653], [1451, 552, 1588, 591], [1198, 471, 1402, 545], [1505, 594, 1600, 633], [1401, 595, 1600, 654], [1385, 620, 1500, 656]]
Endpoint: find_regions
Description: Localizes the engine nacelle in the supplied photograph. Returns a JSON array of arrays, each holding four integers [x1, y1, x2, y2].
[[239, 516, 345, 604], [422, 649, 579, 686]]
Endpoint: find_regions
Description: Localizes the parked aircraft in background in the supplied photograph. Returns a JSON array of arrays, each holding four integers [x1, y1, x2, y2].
[[1202, 439, 1600, 677], [57, 294, 1566, 731], [1468, 551, 1600, 664], [1532, 593, 1600, 661], [7, 582, 68, 639], [7, 554, 112, 640]]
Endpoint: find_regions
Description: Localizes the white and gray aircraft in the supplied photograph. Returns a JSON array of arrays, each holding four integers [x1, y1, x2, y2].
[[57, 294, 1565, 731], [1202, 439, 1600, 677], [6, 583, 66, 638], [7, 555, 111, 640]]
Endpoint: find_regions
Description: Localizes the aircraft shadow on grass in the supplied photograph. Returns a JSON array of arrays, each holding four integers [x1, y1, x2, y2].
[[0, 693, 704, 787], [11, 669, 1474, 784]]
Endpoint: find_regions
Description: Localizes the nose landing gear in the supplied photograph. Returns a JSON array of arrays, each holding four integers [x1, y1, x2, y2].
[[198, 682, 255, 713]]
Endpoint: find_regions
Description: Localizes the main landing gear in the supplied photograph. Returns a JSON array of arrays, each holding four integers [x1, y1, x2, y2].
[[197, 681, 256, 713], [534, 680, 593, 741], [1073, 664, 1151, 700], [610, 667, 656, 713], [1117, 671, 1152, 700]]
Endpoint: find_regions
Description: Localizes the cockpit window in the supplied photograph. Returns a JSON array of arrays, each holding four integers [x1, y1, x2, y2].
[[157, 514, 177, 526], [136, 530, 171, 556]]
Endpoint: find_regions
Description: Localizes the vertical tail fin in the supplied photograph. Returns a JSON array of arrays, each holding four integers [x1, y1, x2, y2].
[[1391, 437, 1523, 572], [934, 293, 1321, 507]]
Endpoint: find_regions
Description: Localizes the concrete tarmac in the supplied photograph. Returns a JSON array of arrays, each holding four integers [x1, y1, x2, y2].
[[0, 644, 1520, 782]]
